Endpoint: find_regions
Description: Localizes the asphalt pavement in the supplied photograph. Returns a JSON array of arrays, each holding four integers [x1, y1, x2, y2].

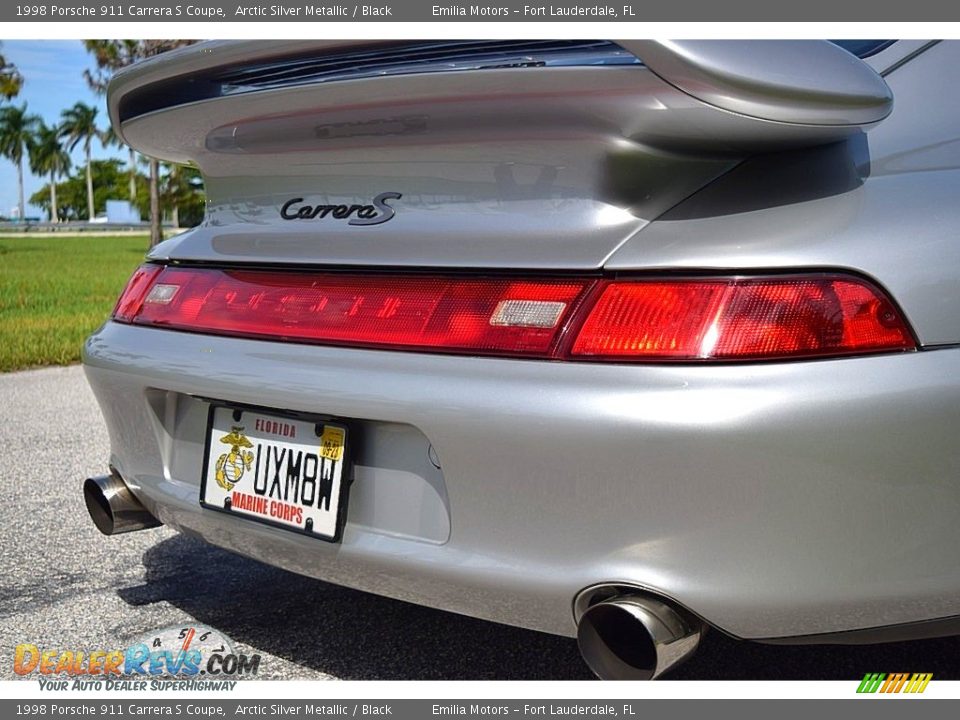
[[1, 365, 958, 681]]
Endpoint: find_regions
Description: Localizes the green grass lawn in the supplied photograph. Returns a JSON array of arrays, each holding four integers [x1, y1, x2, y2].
[[0, 236, 149, 372]]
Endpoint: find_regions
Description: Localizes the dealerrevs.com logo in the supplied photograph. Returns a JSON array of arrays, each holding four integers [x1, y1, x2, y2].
[[14, 625, 260, 690], [857, 673, 933, 694]]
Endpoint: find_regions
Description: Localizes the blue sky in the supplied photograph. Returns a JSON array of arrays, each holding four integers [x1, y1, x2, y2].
[[1, 40, 127, 218]]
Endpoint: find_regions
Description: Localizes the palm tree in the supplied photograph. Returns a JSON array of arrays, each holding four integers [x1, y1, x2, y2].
[[0, 42, 23, 100], [28, 121, 71, 222], [103, 125, 138, 203], [84, 40, 197, 246], [60, 102, 102, 221], [0, 104, 39, 221], [163, 162, 181, 228]]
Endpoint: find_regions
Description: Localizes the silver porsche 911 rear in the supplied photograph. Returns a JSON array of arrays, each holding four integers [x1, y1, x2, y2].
[[83, 39, 960, 678]]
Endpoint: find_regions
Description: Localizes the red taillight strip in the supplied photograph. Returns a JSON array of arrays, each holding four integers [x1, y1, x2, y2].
[[112, 266, 916, 362], [567, 276, 916, 360], [115, 266, 594, 358]]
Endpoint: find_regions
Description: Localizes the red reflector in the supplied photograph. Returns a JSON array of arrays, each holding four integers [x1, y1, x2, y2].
[[115, 267, 592, 357], [570, 276, 915, 360], [113, 264, 164, 322]]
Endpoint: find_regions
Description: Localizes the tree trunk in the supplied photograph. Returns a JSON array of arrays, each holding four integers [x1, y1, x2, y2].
[[170, 164, 180, 228], [128, 147, 137, 203], [16, 154, 24, 222], [149, 158, 161, 247], [50, 171, 58, 223], [85, 144, 95, 221]]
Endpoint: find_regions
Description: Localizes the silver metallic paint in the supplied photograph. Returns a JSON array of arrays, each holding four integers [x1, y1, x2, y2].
[[609, 40, 960, 347], [86, 40, 960, 642], [618, 40, 893, 125], [84, 324, 960, 640]]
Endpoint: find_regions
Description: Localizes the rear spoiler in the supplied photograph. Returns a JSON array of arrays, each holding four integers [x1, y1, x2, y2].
[[619, 40, 892, 126], [109, 39, 893, 161]]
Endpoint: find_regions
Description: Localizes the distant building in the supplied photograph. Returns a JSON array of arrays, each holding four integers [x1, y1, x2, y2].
[[104, 200, 141, 224]]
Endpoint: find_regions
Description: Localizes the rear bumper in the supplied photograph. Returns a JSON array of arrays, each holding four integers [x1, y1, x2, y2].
[[83, 321, 960, 641]]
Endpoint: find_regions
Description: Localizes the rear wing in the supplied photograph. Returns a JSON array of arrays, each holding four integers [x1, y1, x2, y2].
[[108, 39, 893, 164], [620, 40, 892, 126]]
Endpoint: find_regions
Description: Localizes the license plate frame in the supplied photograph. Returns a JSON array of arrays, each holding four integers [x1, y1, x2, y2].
[[199, 403, 352, 543]]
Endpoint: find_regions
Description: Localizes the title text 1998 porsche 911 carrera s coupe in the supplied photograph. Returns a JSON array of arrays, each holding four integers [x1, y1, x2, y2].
[[82, 39, 960, 679]]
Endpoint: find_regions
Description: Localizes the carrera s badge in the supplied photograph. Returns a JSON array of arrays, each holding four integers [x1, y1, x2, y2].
[[280, 192, 401, 226]]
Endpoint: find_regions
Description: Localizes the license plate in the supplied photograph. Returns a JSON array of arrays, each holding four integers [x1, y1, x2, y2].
[[200, 405, 350, 542]]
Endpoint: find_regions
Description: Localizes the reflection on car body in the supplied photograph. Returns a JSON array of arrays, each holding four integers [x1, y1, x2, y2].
[[83, 39, 960, 679]]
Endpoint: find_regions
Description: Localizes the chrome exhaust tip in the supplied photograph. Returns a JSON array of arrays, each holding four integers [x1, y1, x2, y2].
[[83, 472, 162, 536], [577, 594, 702, 680]]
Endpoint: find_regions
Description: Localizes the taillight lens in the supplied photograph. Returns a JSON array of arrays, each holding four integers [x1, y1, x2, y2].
[[113, 264, 163, 322], [112, 267, 916, 362], [113, 266, 592, 357], [570, 276, 915, 360]]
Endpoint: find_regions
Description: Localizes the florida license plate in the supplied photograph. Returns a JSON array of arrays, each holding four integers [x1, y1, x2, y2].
[[200, 406, 350, 542]]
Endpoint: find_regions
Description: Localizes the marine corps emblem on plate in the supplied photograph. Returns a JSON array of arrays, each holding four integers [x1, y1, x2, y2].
[[214, 425, 254, 491]]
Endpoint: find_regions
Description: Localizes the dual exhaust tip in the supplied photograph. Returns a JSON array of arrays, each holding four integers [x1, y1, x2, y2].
[[576, 592, 703, 680], [83, 472, 161, 536], [84, 472, 698, 679]]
